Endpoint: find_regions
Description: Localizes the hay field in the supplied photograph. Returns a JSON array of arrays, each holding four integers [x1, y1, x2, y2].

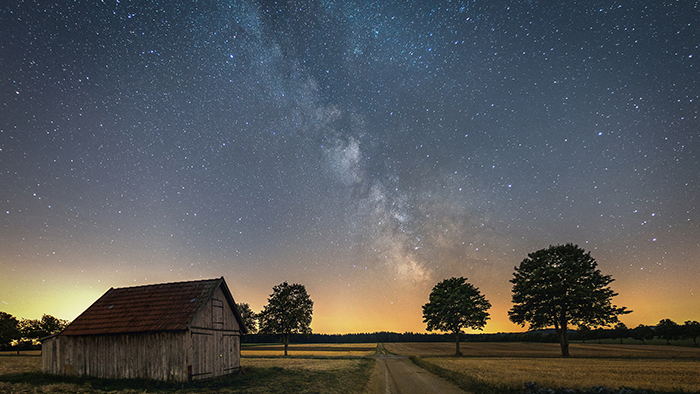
[[423, 357, 700, 392], [241, 343, 376, 357], [391, 342, 700, 393], [385, 341, 700, 358], [0, 354, 41, 375], [242, 357, 368, 371]]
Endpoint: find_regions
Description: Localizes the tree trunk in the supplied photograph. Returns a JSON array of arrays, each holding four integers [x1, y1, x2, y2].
[[283, 333, 289, 356], [557, 329, 570, 357], [454, 331, 461, 356], [556, 318, 570, 357]]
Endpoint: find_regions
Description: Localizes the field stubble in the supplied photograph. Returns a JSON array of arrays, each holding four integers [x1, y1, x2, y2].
[[241, 343, 375, 358], [386, 342, 700, 393]]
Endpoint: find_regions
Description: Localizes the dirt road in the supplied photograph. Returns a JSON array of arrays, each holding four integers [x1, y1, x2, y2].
[[365, 344, 467, 394]]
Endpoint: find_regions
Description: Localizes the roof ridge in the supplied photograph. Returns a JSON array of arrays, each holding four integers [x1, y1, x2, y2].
[[111, 277, 221, 290]]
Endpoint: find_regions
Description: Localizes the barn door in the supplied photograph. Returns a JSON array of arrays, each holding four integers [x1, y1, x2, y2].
[[190, 331, 214, 380], [222, 333, 239, 374]]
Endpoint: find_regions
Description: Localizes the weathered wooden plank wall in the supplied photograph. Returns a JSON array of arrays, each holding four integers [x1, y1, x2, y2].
[[187, 285, 242, 380], [43, 332, 190, 382]]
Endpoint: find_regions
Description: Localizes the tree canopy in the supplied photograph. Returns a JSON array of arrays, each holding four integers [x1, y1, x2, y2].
[[682, 320, 700, 346], [422, 277, 491, 355], [631, 324, 654, 345], [1, 312, 68, 349], [0, 312, 20, 348], [258, 282, 313, 356], [20, 314, 69, 341], [508, 243, 630, 356], [656, 319, 680, 345], [236, 303, 258, 334]]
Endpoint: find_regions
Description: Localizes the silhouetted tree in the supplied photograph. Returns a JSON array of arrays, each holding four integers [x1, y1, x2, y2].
[[630, 324, 654, 345], [612, 322, 629, 344], [0, 312, 20, 349], [236, 303, 258, 334], [509, 244, 630, 357], [258, 282, 313, 356], [593, 327, 610, 343], [576, 325, 592, 343], [656, 319, 680, 345], [422, 277, 491, 356], [20, 314, 68, 341], [681, 320, 700, 346]]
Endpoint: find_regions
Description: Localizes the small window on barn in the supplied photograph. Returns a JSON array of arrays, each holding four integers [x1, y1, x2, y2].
[[212, 299, 224, 328]]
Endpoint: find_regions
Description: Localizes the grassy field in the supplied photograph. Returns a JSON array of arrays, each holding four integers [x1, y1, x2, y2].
[[385, 342, 700, 358], [2, 343, 700, 393], [0, 350, 374, 393], [385, 342, 700, 393], [241, 343, 376, 357]]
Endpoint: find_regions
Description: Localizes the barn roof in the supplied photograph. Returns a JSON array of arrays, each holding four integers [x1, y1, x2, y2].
[[60, 277, 245, 336]]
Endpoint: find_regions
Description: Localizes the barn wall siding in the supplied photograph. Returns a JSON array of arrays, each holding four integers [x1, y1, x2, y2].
[[43, 332, 191, 382]]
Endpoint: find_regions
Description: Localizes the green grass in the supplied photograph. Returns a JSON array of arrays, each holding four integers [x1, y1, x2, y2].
[[0, 355, 375, 393]]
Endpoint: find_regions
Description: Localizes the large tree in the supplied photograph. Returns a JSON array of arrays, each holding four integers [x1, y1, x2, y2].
[[508, 243, 630, 357], [422, 277, 491, 356], [258, 282, 313, 356]]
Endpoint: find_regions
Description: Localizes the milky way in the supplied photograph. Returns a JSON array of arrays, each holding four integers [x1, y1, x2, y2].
[[1, 0, 698, 333]]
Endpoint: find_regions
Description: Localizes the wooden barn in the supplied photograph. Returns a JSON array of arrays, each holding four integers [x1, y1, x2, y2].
[[42, 277, 247, 382]]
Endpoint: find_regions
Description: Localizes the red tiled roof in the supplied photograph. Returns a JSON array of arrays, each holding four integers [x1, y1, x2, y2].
[[60, 278, 225, 336]]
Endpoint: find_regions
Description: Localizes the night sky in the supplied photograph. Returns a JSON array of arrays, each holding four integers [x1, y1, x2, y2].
[[1, 0, 698, 334]]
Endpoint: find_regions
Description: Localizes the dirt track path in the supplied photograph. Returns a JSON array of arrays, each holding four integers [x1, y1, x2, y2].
[[365, 344, 468, 394]]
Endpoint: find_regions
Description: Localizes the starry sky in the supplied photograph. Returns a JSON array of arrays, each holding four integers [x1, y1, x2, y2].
[[1, 0, 698, 334]]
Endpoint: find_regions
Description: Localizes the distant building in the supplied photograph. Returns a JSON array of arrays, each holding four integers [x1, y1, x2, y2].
[[42, 277, 246, 382]]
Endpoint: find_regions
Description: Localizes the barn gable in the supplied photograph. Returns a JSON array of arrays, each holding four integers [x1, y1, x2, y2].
[[42, 277, 246, 382]]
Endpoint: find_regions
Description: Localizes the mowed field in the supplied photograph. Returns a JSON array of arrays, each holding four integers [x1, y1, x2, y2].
[[241, 343, 376, 358], [0, 346, 376, 394], [2, 343, 700, 393], [386, 342, 700, 393]]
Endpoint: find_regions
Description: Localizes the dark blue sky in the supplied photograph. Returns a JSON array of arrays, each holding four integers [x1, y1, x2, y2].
[[1, 0, 698, 333]]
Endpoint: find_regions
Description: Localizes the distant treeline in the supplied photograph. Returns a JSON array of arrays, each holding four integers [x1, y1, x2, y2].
[[241, 331, 572, 343], [242, 330, 573, 344], [243, 319, 700, 346]]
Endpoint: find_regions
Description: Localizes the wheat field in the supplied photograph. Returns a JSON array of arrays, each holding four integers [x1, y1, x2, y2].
[[425, 357, 700, 392], [241, 343, 376, 357], [385, 342, 700, 392]]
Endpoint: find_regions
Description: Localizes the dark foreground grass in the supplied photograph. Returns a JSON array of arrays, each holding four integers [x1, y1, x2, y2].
[[0, 358, 375, 394]]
